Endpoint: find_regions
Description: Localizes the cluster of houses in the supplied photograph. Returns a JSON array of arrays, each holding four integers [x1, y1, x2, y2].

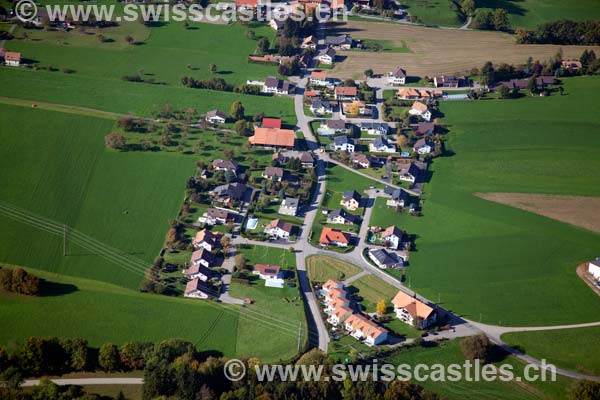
[[183, 228, 225, 299], [320, 280, 389, 346], [319, 280, 439, 346]]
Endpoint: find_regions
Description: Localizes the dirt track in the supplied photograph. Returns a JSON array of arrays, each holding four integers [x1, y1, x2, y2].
[[476, 192, 600, 233], [329, 21, 600, 79]]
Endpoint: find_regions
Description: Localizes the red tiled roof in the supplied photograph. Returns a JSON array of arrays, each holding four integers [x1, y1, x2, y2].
[[249, 127, 295, 148], [262, 118, 282, 129], [320, 227, 350, 244]]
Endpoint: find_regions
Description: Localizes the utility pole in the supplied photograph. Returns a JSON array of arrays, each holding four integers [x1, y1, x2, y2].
[[438, 292, 440, 303], [63, 224, 67, 256], [297, 322, 302, 352]]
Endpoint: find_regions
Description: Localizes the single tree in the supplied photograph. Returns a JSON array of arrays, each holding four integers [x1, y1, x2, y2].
[[376, 299, 387, 316], [230, 100, 245, 121], [460, 334, 492, 363], [98, 343, 121, 371], [104, 132, 127, 150], [124, 35, 134, 45], [209, 63, 217, 74]]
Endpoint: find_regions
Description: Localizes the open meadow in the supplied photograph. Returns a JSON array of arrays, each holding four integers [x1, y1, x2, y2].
[[502, 326, 600, 376], [328, 20, 600, 79], [0, 18, 295, 123], [306, 255, 362, 282], [476, 0, 600, 29], [0, 265, 304, 362], [371, 76, 600, 326], [0, 104, 195, 290]]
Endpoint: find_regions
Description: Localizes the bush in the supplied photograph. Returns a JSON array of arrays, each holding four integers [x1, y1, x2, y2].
[[0, 267, 40, 296]]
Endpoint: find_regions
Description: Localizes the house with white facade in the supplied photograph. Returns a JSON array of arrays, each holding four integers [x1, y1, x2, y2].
[[414, 138, 435, 154], [192, 228, 222, 252], [279, 197, 299, 216], [264, 219, 293, 240], [589, 258, 600, 280], [183, 263, 220, 282], [359, 122, 389, 136], [341, 190, 362, 211], [205, 109, 227, 124], [327, 305, 354, 326], [387, 66, 407, 85], [368, 248, 404, 269], [184, 278, 218, 299], [253, 264, 285, 288], [327, 208, 359, 225], [310, 100, 333, 116], [381, 226, 404, 249], [409, 101, 432, 121], [392, 291, 437, 329], [369, 137, 396, 153], [190, 248, 216, 268], [330, 135, 355, 152], [316, 47, 336, 65]]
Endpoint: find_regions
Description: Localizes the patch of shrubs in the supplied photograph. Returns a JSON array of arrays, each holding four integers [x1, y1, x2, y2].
[[0, 267, 40, 296]]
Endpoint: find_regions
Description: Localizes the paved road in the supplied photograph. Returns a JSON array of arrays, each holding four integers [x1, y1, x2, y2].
[[22, 378, 143, 387]]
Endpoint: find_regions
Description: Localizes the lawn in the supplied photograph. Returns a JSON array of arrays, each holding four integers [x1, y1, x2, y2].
[[383, 76, 600, 326], [0, 68, 296, 124], [501, 326, 600, 376], [349, 275, 399, 312], [382, 339, 575, 400], [8, 18, 277, 86], [229, 277, 307, 361], [305, 255, 362, 282], [0, 104, 198, 289], [401, 0, 464, 27], [325, 163, 383, 193], [369, 197, 409, 228], [0, 266, 238, 358], [476, 0, 600, 29], [237, 244, 296, 269]]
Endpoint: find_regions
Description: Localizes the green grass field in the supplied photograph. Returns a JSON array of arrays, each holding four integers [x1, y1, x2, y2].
[[476, 0, 600, 29], [0, 104, 195, 290], [401, 0, 464, 27], [306, 255, 362, 282], [0, 68, 296, 124], [237, 245, 297, 269], [349, 275, 398, 312], [375, 76, 600, 326], [229, 278, 307, 361], [382, 339, 575, 400], [0, 266, 238, 356], [502, 326, 600, 376]]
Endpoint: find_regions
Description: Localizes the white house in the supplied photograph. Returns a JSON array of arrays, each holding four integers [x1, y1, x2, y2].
[[387, 66, 406, 85], [192, 228, 222, 252], [264, 76, 294, 95], [264, 219, 293, 240], [327, 305, 353, 326], [320, 279, 344, 296], [325, 297, 351, 314], [369, 137, 396, 153], [413, 138, 434, 154], [252, 264, 284, 288], [589, 258, 600, 280], [3, 51, 21, 67], [310, 100, 333, 116], [330, 136, 355, 152], [396, 162, 425, 183], [318, 119, 348, 136], [392, 291, 437, 329], [205, 109, 227, 124], [359, 122, 388, 136], [309, 71, 328, 86], [183, 264, 220, 282], [381, 226, 404, 250], [184, 278, 217, 299], [368, 248, 404, 269], [327, 208, 359, 225], [190, 248, 216, 268], [384, 187, 409, 208], [344, 314, 388, 346], [409, 101, 432, 121], [316, 47, 336, 65], [279, 197, 299, 216], [253, 264, 281, 280], [341, 190, 362, 211]]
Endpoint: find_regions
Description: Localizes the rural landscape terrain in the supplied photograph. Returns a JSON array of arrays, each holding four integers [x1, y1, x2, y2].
[[0, 0, 600, 398]]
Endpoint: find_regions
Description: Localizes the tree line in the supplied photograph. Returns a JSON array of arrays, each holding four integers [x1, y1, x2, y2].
[[516, 20, 600, 46]]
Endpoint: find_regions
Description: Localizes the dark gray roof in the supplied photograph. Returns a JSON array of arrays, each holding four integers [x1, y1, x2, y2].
[[211, 182, 247, 200], [369, 248, 403, 267], [359, 122, 388, 132], [372, 137, 389, 148], [333, 135, 353, 146], [343, 190, 362, 202], [282, 197, 299, 208], [206, 109, 227, 119], [327, 119, 346, 129], [391, 67, 406, 78], [311, 99, 332, 109], [328, 208, 359, 223], [326, 34, 353, 46]]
